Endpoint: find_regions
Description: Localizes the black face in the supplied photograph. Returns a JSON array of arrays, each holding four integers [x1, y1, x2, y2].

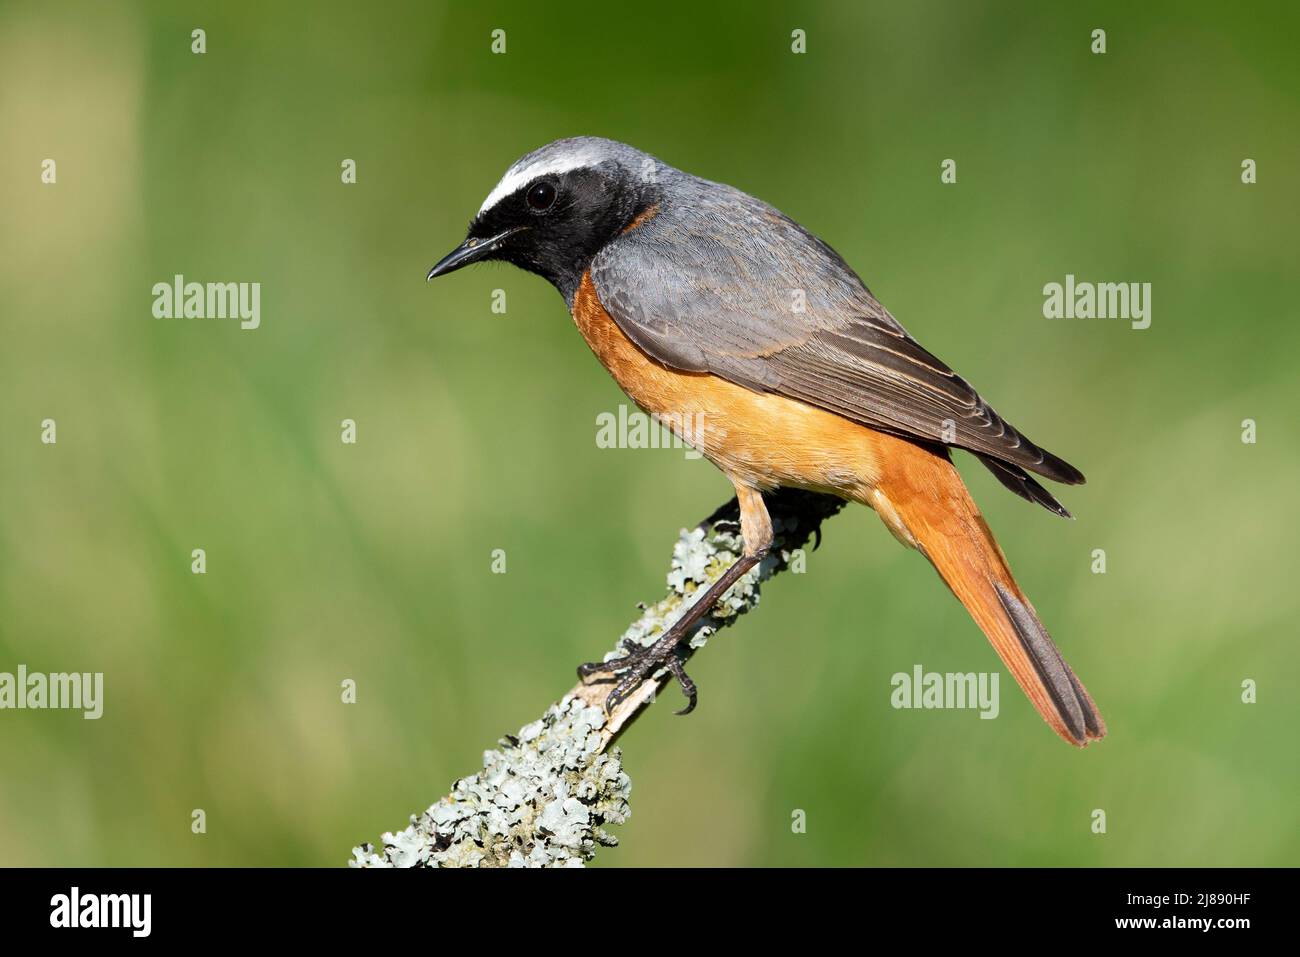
[[428, 163, 655, 304]]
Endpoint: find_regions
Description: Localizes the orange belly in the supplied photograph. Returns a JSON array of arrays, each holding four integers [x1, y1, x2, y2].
[[572, 272, 883, 497]]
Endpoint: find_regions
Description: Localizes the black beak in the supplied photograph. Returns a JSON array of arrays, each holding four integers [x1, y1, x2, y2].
[[426, 226, 527, 280]]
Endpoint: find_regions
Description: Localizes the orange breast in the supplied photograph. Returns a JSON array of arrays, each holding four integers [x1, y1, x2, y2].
[[571, 271, 882, 495]]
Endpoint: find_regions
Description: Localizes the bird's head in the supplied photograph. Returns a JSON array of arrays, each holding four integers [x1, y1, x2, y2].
[[427, 137, 664, 303]]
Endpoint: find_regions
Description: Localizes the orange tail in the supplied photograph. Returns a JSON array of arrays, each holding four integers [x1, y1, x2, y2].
[[865, 435, 1106, 747]]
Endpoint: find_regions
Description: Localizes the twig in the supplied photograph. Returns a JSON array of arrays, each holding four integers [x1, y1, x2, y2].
[[350, 489, 845, 867]]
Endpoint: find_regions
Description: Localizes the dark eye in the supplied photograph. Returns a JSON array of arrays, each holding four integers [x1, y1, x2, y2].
[[526, 180, 557, 211]]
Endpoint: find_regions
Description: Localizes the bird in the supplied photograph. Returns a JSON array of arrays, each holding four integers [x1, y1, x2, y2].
[[427, 137, 1105, 747]]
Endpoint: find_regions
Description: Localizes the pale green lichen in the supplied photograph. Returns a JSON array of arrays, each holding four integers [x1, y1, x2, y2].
[[351, 695, 630, 868], [350, 490, 844, 868]]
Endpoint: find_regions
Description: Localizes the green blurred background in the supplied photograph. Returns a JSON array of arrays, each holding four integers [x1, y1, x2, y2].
[[1, 0, 1296, 867]]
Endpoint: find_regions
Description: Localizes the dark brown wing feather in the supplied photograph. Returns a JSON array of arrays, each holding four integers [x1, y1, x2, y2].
[[759, 326, 1085, 486]]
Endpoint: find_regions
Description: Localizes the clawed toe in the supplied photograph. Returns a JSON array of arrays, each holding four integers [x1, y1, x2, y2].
[[667, 656, 697, 715], [576, 639, 647, 680], [576, 639, 699, 715], [576, 658, 615, 678]]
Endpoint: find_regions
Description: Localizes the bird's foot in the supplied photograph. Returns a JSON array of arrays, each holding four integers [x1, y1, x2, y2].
[[577, 636, 698, 716]]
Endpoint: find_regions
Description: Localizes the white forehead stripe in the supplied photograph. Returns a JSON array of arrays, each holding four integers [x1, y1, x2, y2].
[[477, 145, 612, 216]]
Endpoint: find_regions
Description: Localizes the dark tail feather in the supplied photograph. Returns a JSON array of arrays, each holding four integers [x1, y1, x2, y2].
[[994, 583, 1106, 742], [1030, 446, 1087, 486], [977, 454, 1073, 519]]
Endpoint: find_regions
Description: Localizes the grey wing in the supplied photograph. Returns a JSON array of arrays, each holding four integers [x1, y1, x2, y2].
[[589, 186, 1084, 504]]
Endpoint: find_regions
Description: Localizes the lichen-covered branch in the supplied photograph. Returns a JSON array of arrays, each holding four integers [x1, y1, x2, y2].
[[350, 489, 845, 868]]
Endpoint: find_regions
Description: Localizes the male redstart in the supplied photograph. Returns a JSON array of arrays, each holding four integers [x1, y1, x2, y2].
[[428, 137, 1104, 747]]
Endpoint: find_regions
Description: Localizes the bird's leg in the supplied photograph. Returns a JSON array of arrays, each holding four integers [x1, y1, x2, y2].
[[580, 550, 762, 715], [578, 484, 773, 715]]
